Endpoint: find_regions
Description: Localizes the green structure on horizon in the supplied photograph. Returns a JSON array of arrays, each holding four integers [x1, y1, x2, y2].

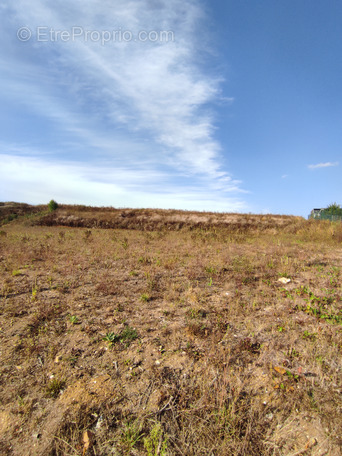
[[308, 203, 342, 221]]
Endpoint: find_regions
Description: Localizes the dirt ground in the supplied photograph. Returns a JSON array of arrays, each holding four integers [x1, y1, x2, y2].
[[0, 207, 341, 455]]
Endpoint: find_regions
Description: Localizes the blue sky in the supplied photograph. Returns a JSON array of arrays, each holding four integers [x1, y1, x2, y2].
[[0, 0, 341, 216]]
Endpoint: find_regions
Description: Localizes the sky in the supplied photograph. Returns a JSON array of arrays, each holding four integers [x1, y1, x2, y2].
[[0, 0, 341, 216]]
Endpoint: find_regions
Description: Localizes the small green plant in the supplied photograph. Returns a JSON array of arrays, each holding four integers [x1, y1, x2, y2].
[[138, 256, 152, 265], [267, 259, 274, 269], [205, 265, 217, 275], [303, 330, 317, 341], [103, 326, 138, 347], [17, 395, 25, 408], [120, 237, 129, 249], [48, 199, 58, 212], [103, 332, 119, 347], [146, 274, 157, 291], [294, 285, 310, 296], [187, 308, 207, 319], [287, 347, 300, 359], [31, 281, 38, 301], [307, 389, 319, 411], [140, 293, 150, 302], [279, 287, 293, 299], [12, 269, 22, 276], [46, 377, 66, 398], [69, 315, 79, 325], [120, 326, 138, 343], [121, 420, 144, 450], [144, 422, 168, 456], [277, 271, 291, 279]]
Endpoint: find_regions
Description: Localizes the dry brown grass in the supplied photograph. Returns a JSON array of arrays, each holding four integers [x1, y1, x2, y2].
[[34, 204, 306, 232], [0, 206, 341, 455]]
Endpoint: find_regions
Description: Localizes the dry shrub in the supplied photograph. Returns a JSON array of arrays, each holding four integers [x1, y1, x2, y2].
[[332, 222, 342, 243], [95, 281, 118, 296], [156, 366, 272, 456], [51, 405, 102, 456]]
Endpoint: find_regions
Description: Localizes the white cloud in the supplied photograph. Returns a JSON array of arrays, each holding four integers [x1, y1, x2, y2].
[[308, 162, 339, 170], [0, 154, 247, 212], [0, 0, 246, 209]]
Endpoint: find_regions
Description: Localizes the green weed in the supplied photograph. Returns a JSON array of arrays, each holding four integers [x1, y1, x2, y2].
[[46, 377, 66, 398], [103, 326, 138, 348], [120, 420, 144, 450], [140, 293, 151, 302], [69, 315, 79, 325], [12, 269, 22, 276], [120, 326, 138, 343], [144, 422, 168, 456]]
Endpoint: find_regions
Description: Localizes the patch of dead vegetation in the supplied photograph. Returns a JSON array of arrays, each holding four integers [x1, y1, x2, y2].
[[34, 204, 307, 233]]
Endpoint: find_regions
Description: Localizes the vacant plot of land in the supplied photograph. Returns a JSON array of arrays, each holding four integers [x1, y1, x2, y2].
[[0, 208, 341, 455]]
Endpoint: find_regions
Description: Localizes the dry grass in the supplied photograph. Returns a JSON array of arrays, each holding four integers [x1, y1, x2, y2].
[[0, 205, 341, 455], [34, 204, 306, 232]]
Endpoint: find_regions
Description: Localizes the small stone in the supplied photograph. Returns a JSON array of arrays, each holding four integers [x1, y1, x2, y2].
[[95, 416, 104, 430], [278, 277, 291, 284]]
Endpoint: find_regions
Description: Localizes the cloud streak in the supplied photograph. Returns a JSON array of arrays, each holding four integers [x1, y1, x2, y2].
[[0, 154, 247, 212], [308, 162, 339, 170], [1, 0, 246, 209]]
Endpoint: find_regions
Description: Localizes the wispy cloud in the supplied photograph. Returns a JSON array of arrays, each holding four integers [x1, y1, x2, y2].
[[308, 162, 339, 170], [0, 154, 247, 212], [0, 0, 246, 209]]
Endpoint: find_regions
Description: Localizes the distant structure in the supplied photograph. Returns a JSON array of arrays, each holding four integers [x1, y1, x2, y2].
[[309, 208, 323, 219], [308, 208, 342, 221]]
